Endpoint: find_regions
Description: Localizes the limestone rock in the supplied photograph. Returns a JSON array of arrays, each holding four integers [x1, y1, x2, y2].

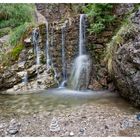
[[111, 10, 140, 106]]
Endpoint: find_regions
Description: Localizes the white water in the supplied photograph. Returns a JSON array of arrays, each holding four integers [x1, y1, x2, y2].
[[45, 21, 51, 69], [79, 14, 86, 56], [22, 71, 28, 85], [59, 21, 67, 88], [32, 28, 40, 66], [69, 14, 91, 90], [69, 55, 91, 90], [32, 28, 40, 79], [50, 23, 59, 85]]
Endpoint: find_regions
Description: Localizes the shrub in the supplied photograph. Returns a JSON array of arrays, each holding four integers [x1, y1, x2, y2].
[[82, 4, 115, 34]]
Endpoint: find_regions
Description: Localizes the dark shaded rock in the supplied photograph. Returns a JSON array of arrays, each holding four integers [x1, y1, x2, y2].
[[8, 129, 18, 135], [111, 10, 140, 106], [136, 114, 140, 121], [105, 125, 109, 129], [79, 128, 85, 134]]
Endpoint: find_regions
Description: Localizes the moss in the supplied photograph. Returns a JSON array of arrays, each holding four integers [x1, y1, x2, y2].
[[1, 43, 24, 67], [10, 43, 24, 61]]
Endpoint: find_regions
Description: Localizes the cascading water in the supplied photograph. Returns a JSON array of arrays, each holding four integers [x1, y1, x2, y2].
[[32, 28, 40, 79], [59, 21, 67, 88], [50, 23, 59, 85], [45, 20, 51, 69], [22, 71, 28, 85], [79, 14, 86, 55], [69, 14, 91, 90]]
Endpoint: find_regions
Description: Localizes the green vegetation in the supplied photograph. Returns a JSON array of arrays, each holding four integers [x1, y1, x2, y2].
[[0, 4, 35, 28], [1, 43, 25, 66], [0, 4, 35, 66], [0, 27, 11, 38], [105, 17, 138, 73], [82, 4, 115, 34], [9, 22, 34, 46], [0, 4, 35, 46], [9, 43, 24, 61]]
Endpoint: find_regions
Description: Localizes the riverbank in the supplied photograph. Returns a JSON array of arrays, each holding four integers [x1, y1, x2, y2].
[[0, 90, 140, 137]]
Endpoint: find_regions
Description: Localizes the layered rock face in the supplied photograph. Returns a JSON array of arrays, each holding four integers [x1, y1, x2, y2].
[[87, 4, 134, 90], [0, 14, 80, 93], [0, 3, 137, 94], [111, 10, 140, 106]]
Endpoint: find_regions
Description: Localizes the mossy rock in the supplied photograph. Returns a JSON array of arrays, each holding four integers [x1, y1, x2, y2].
[[9, 43, 24, 62]]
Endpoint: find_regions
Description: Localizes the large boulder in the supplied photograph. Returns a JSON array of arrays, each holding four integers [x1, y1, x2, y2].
[[111, 10, 140, 106]]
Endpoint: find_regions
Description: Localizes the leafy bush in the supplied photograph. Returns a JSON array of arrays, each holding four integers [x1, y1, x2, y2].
[[0, 4, 35, 28], [82, 4, 115, 34]]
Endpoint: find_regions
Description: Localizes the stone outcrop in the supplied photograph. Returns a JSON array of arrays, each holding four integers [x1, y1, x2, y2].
[[110, 9, 140, 106], [87, 4, 134, 90]]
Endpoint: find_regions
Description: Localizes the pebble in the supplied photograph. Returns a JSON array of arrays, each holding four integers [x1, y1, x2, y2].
[[8, 129, 18, 135], [0, 123, 5, 129], [105, 125, 109, 129], [69, 131, 74, 136], [10, 119, 16, 125], [79, 128, 85, 134]]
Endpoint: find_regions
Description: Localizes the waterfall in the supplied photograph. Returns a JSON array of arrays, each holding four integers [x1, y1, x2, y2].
[[32, 28, 40, 79], [79, 14, 86, 55], [59, 21, 67, 88], [22, 71, 28, 85], [50, 23, 59, 85], [45, 20, 51, 69], [32, 28, 40, 66], [69, 14, 91, 90]]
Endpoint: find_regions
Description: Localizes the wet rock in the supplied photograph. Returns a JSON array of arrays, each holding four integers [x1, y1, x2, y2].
[[7, 119, 20, 135], [8, 129, 18, 135], [18, 61, 25, 70], [136, 114, 140, 121], [120, 119, 133, 129], [105, 125, 109, 129], [24, 37, 32, 47], [0, 123, 6, 129], [79, 128, 85, 134]]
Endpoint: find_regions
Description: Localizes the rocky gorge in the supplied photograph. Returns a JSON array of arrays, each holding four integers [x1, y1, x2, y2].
[[0, 4, 140, 107], [0, 3, 140, 137]]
